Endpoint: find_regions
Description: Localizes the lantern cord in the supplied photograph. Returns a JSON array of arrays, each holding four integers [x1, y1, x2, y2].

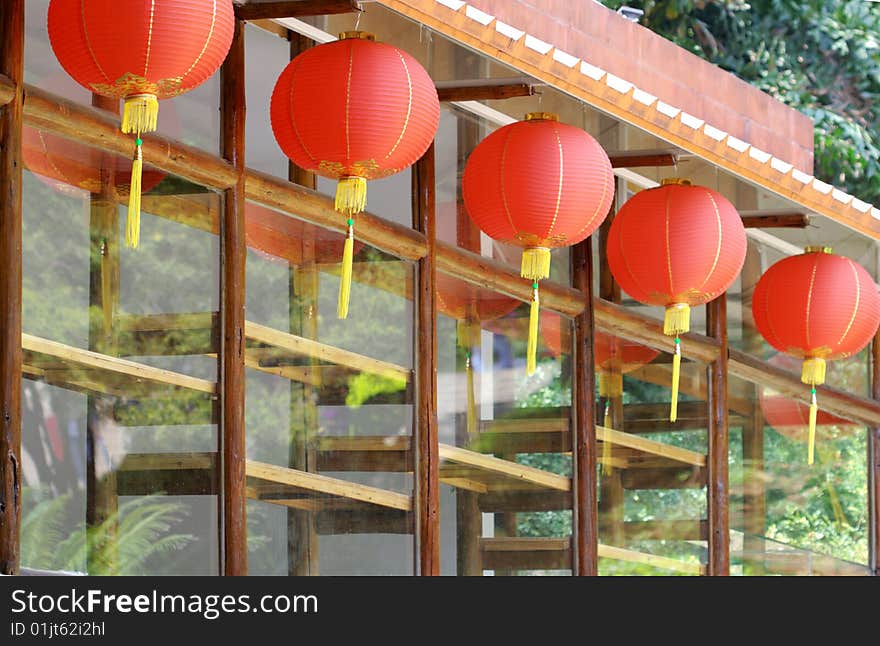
[[338, 219, 355, 319], [602, 401, 612, 476], [663, 303, 691, 336], [100, 238, 112, 337], [335, 177, 368, 216], [670, 337, 681, 422], [466, 352, 477, 440], [808, 388, 818, 466], [126, 138, 143, 248], [527, 283, 540, 375], [521, 247, 551, 281]]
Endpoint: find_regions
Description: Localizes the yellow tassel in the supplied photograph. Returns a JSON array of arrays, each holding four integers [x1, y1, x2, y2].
[[663, 303, 691, 336], [100, 238, 112, 336], [598, 372, 623, 398], [808, 388, 817, 466], [527, 284, 540, 375], [466, 353, 477, 440], [602, 402, 612, 476], [335, 177, 368, 216], [670, 338, 681, 422], [126, 143, 143, 248], [801, 357, 826, 386], [121, 94, 159, 134], [337, 222, 354, 319], [520, 247, 551, 281]]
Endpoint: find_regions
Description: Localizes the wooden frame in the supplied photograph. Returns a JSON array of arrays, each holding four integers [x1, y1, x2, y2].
[[707, 295, 730, 575], [0, 0, 23, 577], [572, 238, 598, 575], [221, 19, 248, 576], [413, 144, 439, 575]]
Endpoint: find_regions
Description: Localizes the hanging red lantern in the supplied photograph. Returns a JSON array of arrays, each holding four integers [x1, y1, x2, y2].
[[271, 32, 440, 319], [752, 247, 880, 463], [48, 0, 235, 248], [759, 354, 856, 444], [607, 179, 746, 422], [462, 112, 614, 375]]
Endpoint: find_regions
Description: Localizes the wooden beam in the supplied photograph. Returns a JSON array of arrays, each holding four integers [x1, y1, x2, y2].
[[246, 321, 409, 381], [221, 19, 248, 576], [439, 444, 570, 491], [607, 151, 677, 168], [24, 84, 237, 191], [618, 519, 707, 541], [707, 294, 730, 576], [741, 213, 809, 228], [22, 334, 216, 394], [233, 0, 361, 20], [246, 460, 412, 511], [0, 0, 23, 577], [595, 297, 721, 364], [871, 331, 880, 576], [729, 348, 880, 427], [413, 143, 439, 575], [598, 544, 704, 575], [436, 240, 584, 317], [621, 466, 705, 490], [437, 81, 535, 102], [597, 426, 705, 467], [572, 237, 598, 575], [246, 169, 427, 261], [480, 537, 704, 574]]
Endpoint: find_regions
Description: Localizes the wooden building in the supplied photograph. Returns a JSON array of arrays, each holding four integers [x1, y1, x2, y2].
[[0, 0, 878, 576]]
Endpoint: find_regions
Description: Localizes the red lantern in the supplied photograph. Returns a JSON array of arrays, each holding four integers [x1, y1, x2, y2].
[[48, 0, 235, 247], [438, 273, 519, 438], [607, 179, 746, 421], [271, 32, 440, 319], [462, 112, 614, 374], [752, 247, 880, 463]]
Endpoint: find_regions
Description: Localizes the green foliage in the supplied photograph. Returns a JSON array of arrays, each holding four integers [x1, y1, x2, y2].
[[21, 489, 196, 575], [601, 0, 880, 203], [345, 372, 408, 408]]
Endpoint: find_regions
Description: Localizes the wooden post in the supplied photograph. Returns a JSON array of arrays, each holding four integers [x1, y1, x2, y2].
[[0, 0, 24, 577], [572, 238, 598, 575], [285, 31, 320, 578], [706, 294, 730, 575], [870, 332, 880, 576], [86, 94, 120, 575], [597, 209, 624, 546], [220, 19, 247, 576], [413, 143, 439, 575]]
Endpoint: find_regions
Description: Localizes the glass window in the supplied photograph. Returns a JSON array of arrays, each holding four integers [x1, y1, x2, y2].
[[20, 136, 221, 575]]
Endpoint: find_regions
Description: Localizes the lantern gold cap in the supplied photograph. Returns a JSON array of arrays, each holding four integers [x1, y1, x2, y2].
[[660, 177, 693, 187], [804, 245, 833, 254], [338, 31, 376, 41], [525, 111, 559, 122]]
